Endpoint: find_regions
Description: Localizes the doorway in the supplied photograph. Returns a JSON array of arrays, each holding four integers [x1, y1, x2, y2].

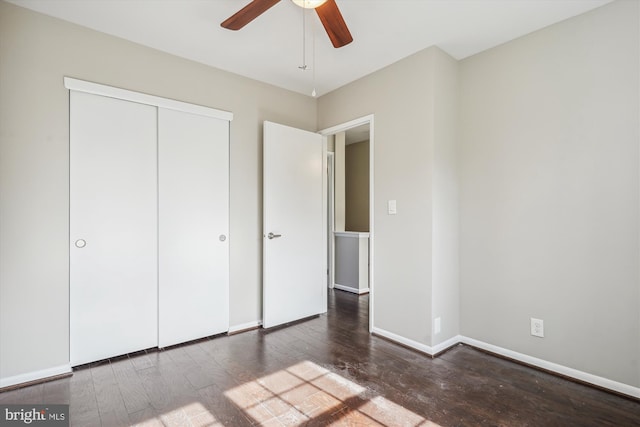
[[320, 115, 374, 332]]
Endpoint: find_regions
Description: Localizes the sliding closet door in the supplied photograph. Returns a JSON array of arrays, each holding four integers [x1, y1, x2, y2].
[[70, 91, 158, 366], [158, 108, 229, 348]]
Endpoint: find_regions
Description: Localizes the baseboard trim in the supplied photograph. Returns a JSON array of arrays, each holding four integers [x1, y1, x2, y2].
[[227, 320, 262, 335], [372, 327, 431, 355], [334, 284, 369, 295], [370, 328, 639, 399], [2, 332, 637, 400], [431, 335, 464, 356], [461, 337, 640, 400], [0, 364, 72, 390], [372, 327, 461, 357]]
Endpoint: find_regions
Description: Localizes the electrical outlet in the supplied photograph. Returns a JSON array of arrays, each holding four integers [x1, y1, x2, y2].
[[434, 317, 441, 334], [530, 318, 544, 338]]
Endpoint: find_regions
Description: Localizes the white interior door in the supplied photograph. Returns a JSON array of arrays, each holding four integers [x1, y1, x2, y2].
[[70, 91, 158, 366], [158, 108, 229, 347], [263, 121, 325, 328]]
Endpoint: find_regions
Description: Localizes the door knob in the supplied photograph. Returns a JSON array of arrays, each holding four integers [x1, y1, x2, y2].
[[267, 232, 282, 239], [75, 239, 86, 248]]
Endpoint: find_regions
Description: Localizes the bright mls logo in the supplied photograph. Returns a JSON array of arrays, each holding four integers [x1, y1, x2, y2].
[[0, 405, 68, 426]]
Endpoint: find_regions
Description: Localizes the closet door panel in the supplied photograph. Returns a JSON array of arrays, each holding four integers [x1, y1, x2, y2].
[[158, 108, 229, 348], [70, 91, 158, 366]]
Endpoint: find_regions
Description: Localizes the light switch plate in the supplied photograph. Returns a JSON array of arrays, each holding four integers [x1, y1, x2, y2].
[[388, 200, 397, 215]]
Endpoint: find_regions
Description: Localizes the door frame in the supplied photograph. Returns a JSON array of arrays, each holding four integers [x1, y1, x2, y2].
[[319, 114, 375, 332], [327, 151, 335, 289]]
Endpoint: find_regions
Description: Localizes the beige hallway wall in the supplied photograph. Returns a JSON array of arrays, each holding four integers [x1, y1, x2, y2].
[[345, 140, 370, 232]]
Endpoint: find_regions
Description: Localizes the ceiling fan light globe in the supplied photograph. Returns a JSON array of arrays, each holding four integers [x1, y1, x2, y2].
[[292, 0, 328, 9]]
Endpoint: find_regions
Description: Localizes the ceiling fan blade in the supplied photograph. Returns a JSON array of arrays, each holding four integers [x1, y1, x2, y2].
[[315, 0, 353, 48], [221, 0, 281, 30]]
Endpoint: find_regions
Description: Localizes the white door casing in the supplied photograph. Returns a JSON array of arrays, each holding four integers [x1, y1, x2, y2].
[[263, 121, 326, 328], [70, 91, 158, 366], [320, 115, 375, 333], [327, 152, 335, 288], [158, 108, 230, 347]]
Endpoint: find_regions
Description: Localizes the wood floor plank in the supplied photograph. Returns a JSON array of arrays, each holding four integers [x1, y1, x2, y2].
[[42, 378, 71, 404], [0, 383, 44, 404], [110, 358, 152, 415], [68, 369, 100, 421], [69, 409, 102, 427], [197, 383, 254, 426], [91, 362, 129, 420], [127, 406, 164, 427], [135, 365, 175, 412]]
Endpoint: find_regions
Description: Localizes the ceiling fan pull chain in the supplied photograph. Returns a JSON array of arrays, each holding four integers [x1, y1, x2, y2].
[[299, 7, 307, 70], [312, 24, 317, 97]]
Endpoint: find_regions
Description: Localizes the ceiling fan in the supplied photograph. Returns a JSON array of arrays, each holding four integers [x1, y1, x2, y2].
[[221, 0, 353, 48]]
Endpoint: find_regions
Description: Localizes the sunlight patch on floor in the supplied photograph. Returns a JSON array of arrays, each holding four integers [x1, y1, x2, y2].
[[133, 402, 222, 427], [224, 360, 441, 426]]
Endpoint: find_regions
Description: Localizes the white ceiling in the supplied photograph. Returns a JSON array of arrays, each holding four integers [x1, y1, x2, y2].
[[9, 0, 612, 97]]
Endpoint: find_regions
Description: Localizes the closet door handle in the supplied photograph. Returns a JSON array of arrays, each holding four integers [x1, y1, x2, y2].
[[267, 232, 282, 240], [75, 239, 86, 248]]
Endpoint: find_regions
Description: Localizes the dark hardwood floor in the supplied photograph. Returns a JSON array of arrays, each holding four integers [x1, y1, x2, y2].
[[1, 289, 638, 426]]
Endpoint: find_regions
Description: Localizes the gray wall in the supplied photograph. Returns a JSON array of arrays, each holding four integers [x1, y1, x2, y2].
[[0, 0, 316, 380], [432, 51, 460, 346], [319, 46, 460, 347], [320, 0, 639, 388], [459, 0, 639, 386]]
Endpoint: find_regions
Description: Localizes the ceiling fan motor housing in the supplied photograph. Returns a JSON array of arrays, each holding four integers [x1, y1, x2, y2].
[[221, 0, 353, 48]]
